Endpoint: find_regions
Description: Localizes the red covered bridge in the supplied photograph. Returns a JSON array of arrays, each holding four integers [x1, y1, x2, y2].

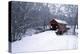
[[49, 18, 68, 35]]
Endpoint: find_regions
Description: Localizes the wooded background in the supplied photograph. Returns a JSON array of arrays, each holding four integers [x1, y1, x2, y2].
[[9, 1, 78, 42]]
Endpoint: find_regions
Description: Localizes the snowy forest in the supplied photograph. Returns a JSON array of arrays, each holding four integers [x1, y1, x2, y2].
[[9, 1, 78, 42]]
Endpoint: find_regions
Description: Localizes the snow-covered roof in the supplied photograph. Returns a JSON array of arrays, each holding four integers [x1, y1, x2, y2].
[[55, 19, 67, 24]]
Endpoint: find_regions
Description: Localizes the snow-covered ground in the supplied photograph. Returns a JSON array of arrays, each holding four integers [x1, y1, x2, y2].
[[64, 25, 78, 35], [12, 30, 78, 53]]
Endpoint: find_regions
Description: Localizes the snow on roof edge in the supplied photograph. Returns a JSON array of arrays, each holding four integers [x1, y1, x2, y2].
[[55, 19, 67, 24]]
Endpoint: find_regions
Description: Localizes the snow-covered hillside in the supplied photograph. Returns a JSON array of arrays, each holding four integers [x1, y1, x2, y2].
[[12, 30, 78, 53]]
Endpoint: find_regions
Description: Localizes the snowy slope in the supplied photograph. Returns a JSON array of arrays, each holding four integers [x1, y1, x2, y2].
[[12, 30, 78, 53]]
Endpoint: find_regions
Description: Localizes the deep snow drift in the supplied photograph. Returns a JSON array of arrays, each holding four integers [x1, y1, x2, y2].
[[12, 30, 78, 53]]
